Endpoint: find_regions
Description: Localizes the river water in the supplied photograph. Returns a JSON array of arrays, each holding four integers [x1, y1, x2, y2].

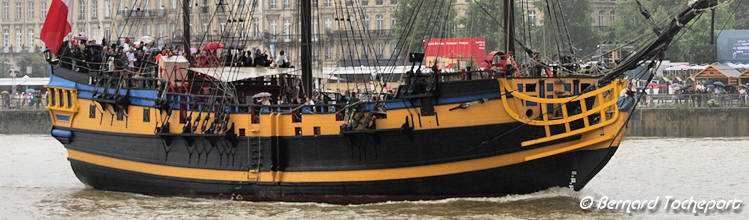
[[1, 135, 747, 219]]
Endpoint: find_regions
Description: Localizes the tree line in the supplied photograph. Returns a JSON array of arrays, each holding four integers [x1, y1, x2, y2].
[[394, 0, 749, 64]]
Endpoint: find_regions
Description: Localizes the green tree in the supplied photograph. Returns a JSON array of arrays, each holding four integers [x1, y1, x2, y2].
[[0, 56, 10, 78], [15, 52, 50, 77], [537, 0, 599, 58], [457, 0, 530, 52], [612, 0, 738, 63], [393, 0, 457, 56], [458, 0, 500, 51]]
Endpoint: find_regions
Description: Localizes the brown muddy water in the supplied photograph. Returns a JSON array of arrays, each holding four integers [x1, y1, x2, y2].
[[1, 135, 747, 219]]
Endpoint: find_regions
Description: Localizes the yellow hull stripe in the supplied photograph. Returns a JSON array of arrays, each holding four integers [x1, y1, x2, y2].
[[66, 133, 619, 183]]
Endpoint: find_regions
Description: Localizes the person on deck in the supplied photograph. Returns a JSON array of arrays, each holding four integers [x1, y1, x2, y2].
[[277, 50, 290, 68], [253, 49, 265, 67], [617, 80, 637, 112]]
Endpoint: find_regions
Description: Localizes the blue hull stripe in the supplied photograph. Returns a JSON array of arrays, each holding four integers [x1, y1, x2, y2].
[[50, 73, 501, 112], [49, 74, 157, 107]]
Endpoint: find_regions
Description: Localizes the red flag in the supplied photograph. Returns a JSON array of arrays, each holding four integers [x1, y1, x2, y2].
[[40, 0, 72, 54]]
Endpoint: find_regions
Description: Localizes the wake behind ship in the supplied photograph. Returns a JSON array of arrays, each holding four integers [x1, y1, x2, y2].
[[38, 0, 718, 203]]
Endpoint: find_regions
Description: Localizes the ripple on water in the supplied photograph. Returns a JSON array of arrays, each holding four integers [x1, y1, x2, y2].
[[2, 135, 748, 219]]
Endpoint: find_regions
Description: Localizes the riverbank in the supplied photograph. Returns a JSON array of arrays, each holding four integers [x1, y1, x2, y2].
[[0, 110, 51, 134], [1, 108, 748, 136], [627, 107, 749, 137]]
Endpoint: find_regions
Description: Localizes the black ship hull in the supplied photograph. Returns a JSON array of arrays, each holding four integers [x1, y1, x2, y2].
[[69, 146, 616, 204], [61, 125, 618, 204]]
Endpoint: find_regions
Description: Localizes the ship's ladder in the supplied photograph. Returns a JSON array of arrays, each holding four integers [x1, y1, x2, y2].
[[247, 113, 281, 183], [247, 136, 269, 182], [498, 78, 623, 147]]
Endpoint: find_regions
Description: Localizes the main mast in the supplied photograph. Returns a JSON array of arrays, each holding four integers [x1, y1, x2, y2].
[[502, 0, 515, 54], [300, 0, 313, 97], [182, 0, 192, 63]]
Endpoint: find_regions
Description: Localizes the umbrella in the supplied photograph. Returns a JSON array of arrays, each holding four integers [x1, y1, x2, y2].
[[190, 48, 198, 54], [647, 82, 657, 87], [706, 85, 716, 88], [1, 91, 8, 94], [713, 81, 726, 87], [252, 92, 272, 98], [201, 42, 224, 51], [73, 35, 88, 41], [26, 89, 35, 92], [148, 48, 161, 53], [138, 36, 155, 44]]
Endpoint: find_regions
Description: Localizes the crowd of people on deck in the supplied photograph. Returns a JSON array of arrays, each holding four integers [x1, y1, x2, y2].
[[214, 49, 291, 68], [59, 36, 294, 76]]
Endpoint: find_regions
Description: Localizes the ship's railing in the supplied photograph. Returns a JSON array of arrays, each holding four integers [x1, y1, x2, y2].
[[56, 55, 159, 77], [499, 78, 623, 147]]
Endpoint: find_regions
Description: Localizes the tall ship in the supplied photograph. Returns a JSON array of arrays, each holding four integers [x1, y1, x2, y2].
[[40, 0, 717, 203]]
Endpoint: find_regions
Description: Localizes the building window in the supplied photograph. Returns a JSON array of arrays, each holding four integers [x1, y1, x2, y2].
[[324, 17, 332, 32], [598, 10, 604, 26], [252, 18, 259, 38], [363, 15, 369, 29], [144, 24, 150, 36], [79, 0, 85, 20], [172, 0, 176, 9], [170, 23, 175, 38], [529, 10, 536, 26], [270, 0, 276, 9], [283, 0, 290, 8], [27, 30, 33, 49], [362, 0, 369, 5], [104, 27, 111, 39], [41, 3, 46, 20], [2, 2, 8, 21], [143, 108, 150, 122], [105, 0, 111, 18], [15, 30, 21, 49], [376, 0, 382, 5], [2, 30, 8, 47], [312, 20, 318, 40], [325, 0, 331, 8], [391, 0, 398, 4], [27, 2, 33, 20], [376, 43, 384, 56], [376, 15, 383, 30], [91, 0, 98, 18], [270, 19, 277, 36], [15, 2, 21, 21], [610, 10, 615, 23], [283, 18, 290, 41]]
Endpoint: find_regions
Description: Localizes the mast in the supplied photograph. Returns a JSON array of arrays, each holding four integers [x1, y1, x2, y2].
[[502, 0, 515, 53], [182, 0, 192, 63], [300, 0, 313, 97]]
